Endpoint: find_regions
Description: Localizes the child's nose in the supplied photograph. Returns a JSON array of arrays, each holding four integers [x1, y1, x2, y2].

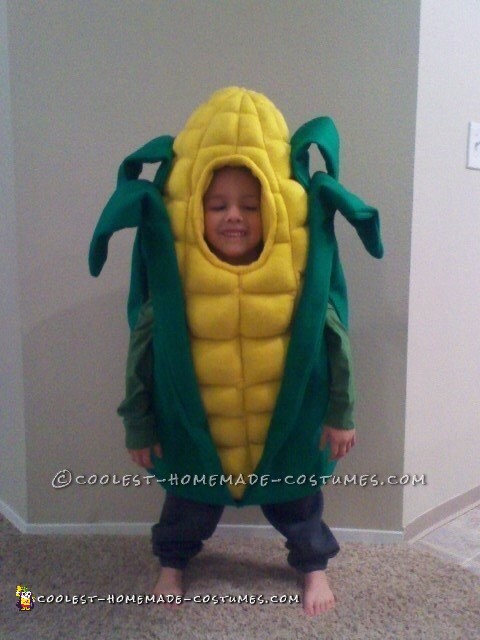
[[225, 205, 243, 221]]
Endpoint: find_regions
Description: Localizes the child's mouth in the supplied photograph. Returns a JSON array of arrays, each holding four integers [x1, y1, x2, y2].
[[220, 229, 247, 237]]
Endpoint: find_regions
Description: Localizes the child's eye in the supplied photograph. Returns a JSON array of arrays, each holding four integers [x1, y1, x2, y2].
[[205, 200, 226, 211]]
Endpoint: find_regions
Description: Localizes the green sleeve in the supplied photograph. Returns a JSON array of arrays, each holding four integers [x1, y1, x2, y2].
[[323, 303, 356, 429], [117, 298, 158, 449]]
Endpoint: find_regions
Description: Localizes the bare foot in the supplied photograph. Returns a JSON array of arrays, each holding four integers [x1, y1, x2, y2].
[[302, 570, 335, 615], [153, 567, 184, 607]]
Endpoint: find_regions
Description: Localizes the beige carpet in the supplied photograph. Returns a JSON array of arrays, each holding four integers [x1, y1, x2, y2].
[[1, 515, 479, 640]]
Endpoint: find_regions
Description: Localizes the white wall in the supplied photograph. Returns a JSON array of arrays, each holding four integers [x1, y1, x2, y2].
[[3, 0, 420, 533], [404, 0, 480, 526]]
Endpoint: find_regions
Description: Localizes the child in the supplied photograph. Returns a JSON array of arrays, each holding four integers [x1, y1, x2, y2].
[[90, 87, 382, 617], [121, 164, 355, 615]]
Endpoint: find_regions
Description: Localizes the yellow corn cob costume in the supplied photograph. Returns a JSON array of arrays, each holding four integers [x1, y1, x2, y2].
[[89, 86, 383, 506], [164, 87, 307, 498]]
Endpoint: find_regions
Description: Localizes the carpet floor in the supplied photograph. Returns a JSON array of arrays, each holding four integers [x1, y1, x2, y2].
[[1, 515, 479, 640]]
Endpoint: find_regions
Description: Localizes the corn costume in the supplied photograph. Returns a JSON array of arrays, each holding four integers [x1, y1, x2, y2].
[[89, 87, 383, 507]]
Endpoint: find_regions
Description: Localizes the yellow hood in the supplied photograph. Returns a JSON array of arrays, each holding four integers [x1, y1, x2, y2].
[[164, 87, 308, 498]]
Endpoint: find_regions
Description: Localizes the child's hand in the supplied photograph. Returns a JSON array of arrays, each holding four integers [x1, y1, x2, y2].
[[128, 444, 162, 468], [319, 426, 356, 460]]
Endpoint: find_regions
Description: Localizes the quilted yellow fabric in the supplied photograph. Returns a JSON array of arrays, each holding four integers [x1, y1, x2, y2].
[[164, 87, 308, 498]]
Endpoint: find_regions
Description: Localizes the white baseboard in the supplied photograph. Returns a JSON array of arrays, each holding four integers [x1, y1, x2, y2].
[[5, 490, 479, 544], [404, 485, 480, 541], [22, 521, 153, 536], [1, 499, 402, 543], [332, 527, 403, 544], [214, 523, 403, 544], [0, 498, 28, 532]]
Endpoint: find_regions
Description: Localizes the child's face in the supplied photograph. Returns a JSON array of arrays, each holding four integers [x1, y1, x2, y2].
[[203, 167, 263, 265]]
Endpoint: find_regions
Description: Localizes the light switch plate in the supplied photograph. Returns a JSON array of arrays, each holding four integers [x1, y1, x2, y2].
[[467, 122, 480, 170]]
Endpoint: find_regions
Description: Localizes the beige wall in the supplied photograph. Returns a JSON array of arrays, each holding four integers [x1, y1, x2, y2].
[[0, 0, 28, 523], [1, 0, 420, 533], [404, 0, 480, 526]]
